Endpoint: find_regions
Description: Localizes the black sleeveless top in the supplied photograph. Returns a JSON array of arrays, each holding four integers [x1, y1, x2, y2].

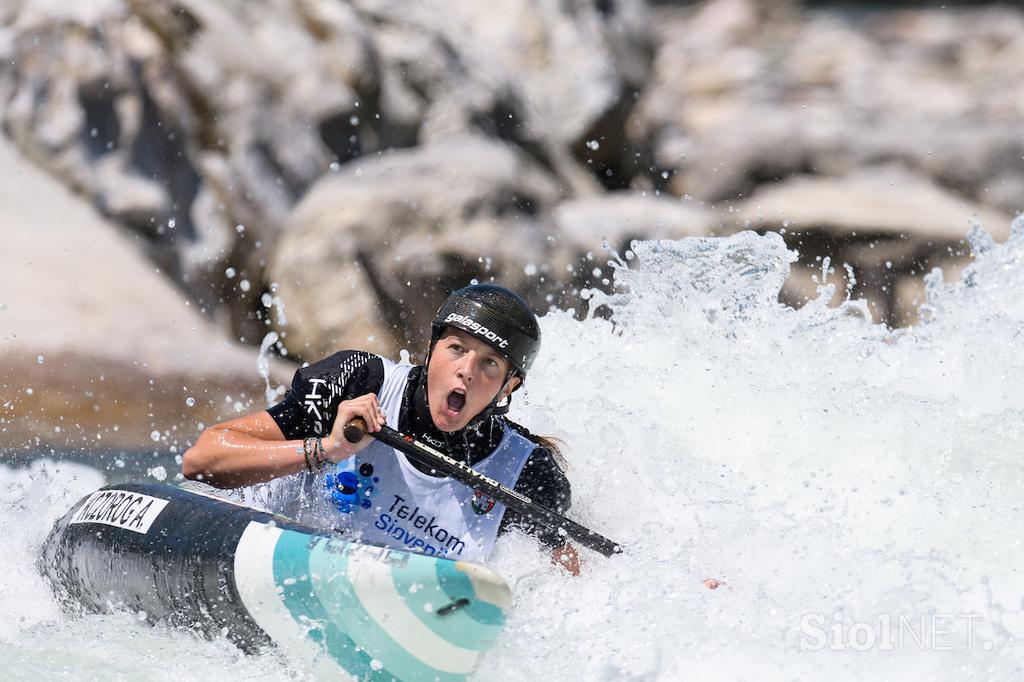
[[267, 351, 572, 548]]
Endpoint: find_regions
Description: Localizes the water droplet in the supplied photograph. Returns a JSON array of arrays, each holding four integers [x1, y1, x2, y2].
[[239, 279, 251, 292], [235, 224, 246, 234], [151, 466, 167, 481], [150, 430, 161, 442], [36, 355, 44, 364], [225, 267, 236, 278], [185, 397, 195, 407]]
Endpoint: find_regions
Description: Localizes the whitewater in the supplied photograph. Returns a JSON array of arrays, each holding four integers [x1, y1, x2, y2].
[[3, 222, 1024, 680]]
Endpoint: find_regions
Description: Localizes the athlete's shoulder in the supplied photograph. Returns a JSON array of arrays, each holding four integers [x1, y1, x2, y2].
[[501, 417, 547, 447], [300, 349, 383, 374], [290, 350, 386, 395], [501, 418, 568, 474]]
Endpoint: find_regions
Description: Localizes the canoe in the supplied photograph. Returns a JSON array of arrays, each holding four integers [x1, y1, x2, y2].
[[39, 482, 511, 680]]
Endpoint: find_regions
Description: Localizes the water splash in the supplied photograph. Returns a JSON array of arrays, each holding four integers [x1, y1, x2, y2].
[[257, 331, 286, 406], [0, 460, 308, 680], [486, 228, 1024, 680], [6, 225, 1024, 680]]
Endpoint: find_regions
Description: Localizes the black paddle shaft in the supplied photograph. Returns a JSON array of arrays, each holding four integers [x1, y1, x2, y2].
[[342, 420, 622, 557]]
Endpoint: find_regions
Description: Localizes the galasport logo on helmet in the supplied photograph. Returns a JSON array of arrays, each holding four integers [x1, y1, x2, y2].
[[444, 313, 510, 349]]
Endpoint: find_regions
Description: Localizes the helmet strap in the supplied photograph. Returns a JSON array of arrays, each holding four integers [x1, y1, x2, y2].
[[490, 393, 512, 417]]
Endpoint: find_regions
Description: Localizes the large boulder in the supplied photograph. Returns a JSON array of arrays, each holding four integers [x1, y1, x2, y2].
[[268, 136, 565, 361], [0, 136, 291, 452], [0, 0, 655, 344], [367, 0, 654, 190], [640, 1, 1024, 215], [734, 167, 1011, 242], [666, 106, 847, 204]]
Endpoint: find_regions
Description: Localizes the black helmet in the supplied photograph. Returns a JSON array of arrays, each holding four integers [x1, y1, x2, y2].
[[430, 284, 541, 379]]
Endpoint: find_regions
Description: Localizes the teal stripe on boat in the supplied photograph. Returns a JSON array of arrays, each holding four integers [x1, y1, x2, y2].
[[307, 542, 471, 682], [389, 554, 506, 647], [273, 530, 383, 680]]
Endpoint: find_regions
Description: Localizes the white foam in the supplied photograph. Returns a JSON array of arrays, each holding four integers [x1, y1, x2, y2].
[[0, 460, 318, 680], [482, 227, 1024, 680], [9, 223, 1024, 679]]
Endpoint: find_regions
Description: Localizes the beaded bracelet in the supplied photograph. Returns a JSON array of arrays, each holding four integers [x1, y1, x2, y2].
[[311, 437, 328, 471], [300, 436, 328, 473], [299, 437, 313, 473]]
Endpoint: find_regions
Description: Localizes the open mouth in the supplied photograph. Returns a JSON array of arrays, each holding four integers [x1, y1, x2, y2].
[[445, 390, 466, 416]]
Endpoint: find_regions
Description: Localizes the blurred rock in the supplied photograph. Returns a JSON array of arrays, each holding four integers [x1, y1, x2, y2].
[[3, 0, 1023, 363], [0, 136, 292, 452], [642, 1, 1024, 220], [686, 0, 765, 47], [735, 167, 1011, 325], [734, 167, 1011, 242], [411, 0, 655, 189], [669, 106, 845, 203], [269, 136, 564, 361], [0, 0, 655, 347], [551, 193, 714, 291], [856, 124, 1024, 216]]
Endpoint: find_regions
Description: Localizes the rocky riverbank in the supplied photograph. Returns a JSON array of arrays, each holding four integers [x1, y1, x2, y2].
[[3, 0, 1022, 448], [0, 134, 290, 452]]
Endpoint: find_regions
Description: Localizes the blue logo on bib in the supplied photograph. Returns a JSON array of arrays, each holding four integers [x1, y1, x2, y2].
[[325, 461, 380, 513]]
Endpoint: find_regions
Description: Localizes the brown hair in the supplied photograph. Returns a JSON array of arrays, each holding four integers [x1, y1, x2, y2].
[[534, 434, 569, 472]]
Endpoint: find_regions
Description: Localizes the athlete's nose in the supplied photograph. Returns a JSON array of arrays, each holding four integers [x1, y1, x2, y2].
[[455, 351, 476, 383]]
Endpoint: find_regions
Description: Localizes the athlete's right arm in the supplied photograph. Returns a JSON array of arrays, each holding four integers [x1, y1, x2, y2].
[[182, 394, 386, 488]]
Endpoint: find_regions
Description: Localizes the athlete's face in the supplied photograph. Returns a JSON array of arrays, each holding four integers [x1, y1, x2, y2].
[[427, 327, 520, 432]]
